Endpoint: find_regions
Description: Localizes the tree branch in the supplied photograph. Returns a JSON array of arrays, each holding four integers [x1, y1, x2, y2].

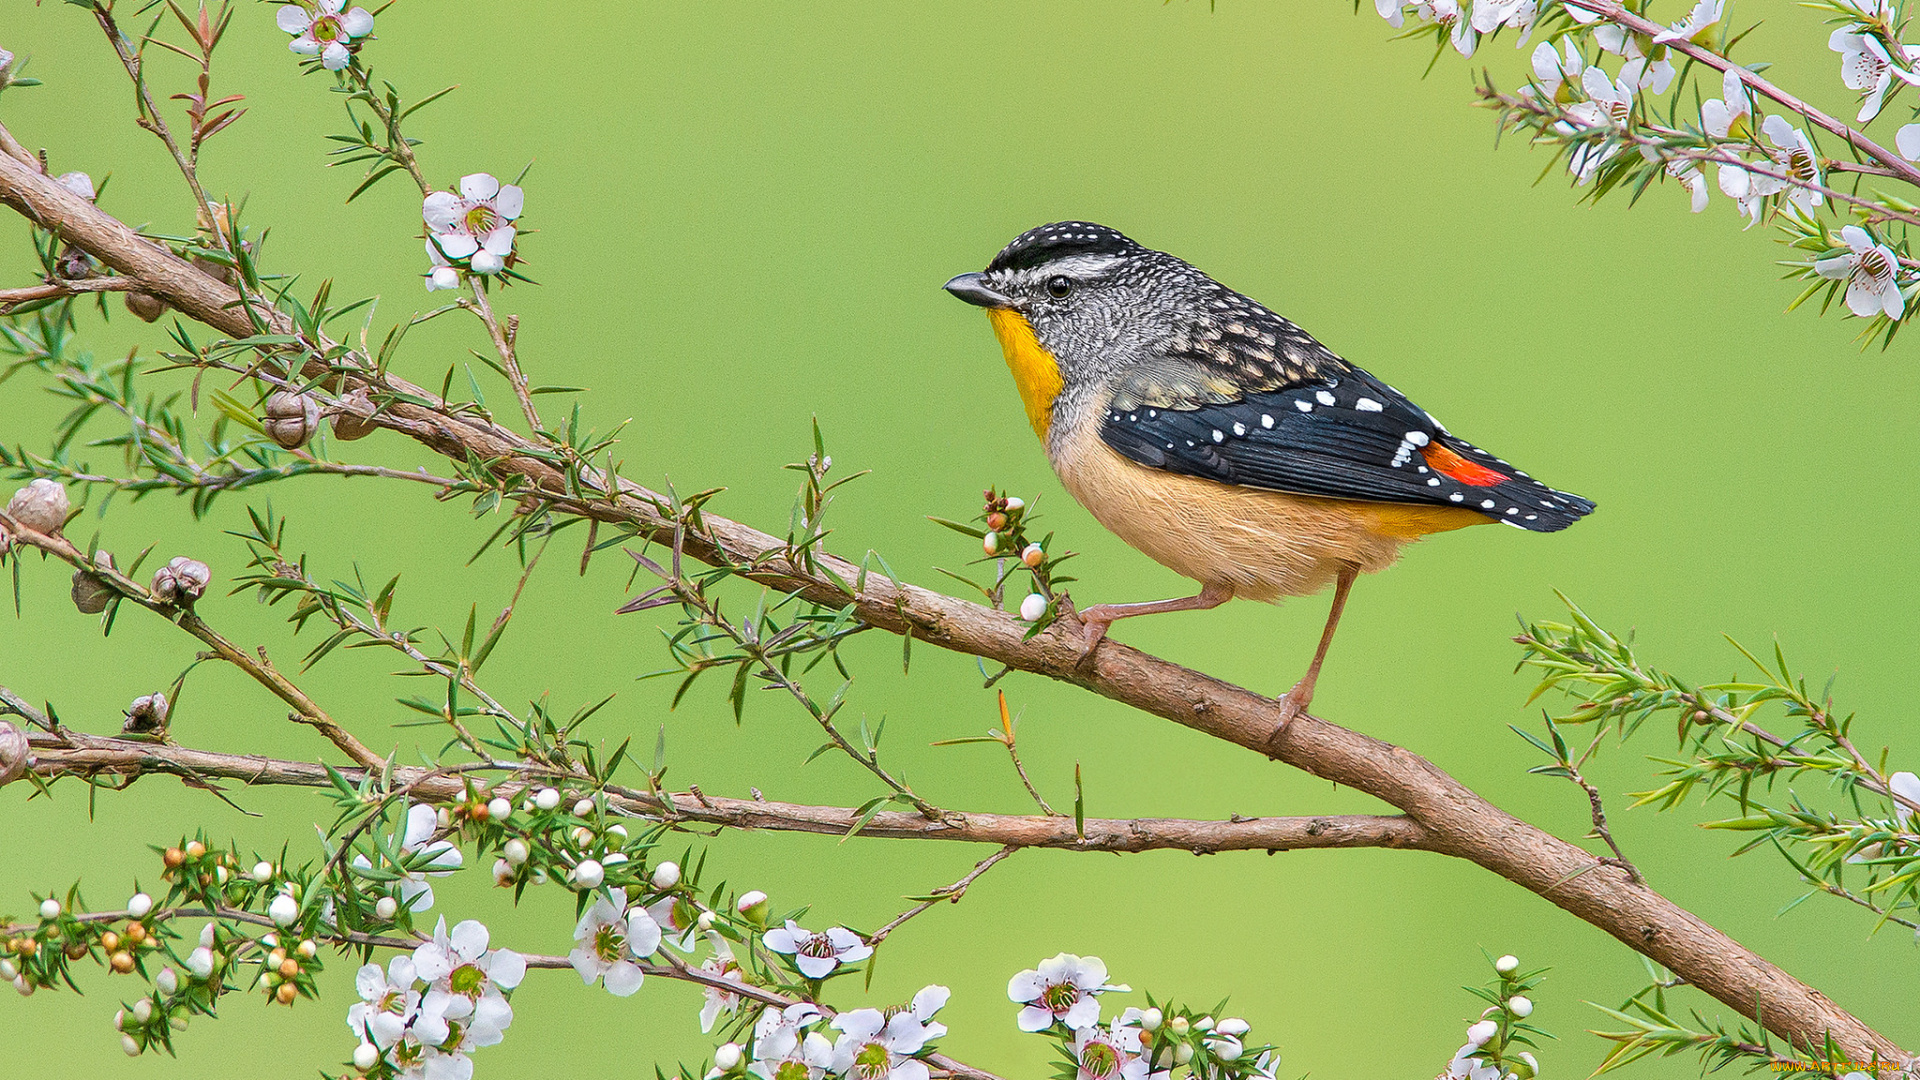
[[0, 138, 1901, 1062]]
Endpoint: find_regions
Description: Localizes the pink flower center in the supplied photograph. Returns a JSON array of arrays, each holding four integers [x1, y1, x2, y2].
[[463, 204, 498, 235], [796, 933, 839, 960], [312, 15, 344, 42], [1041, 980, 1081, 1015], [1859, 248, 1892, 282]]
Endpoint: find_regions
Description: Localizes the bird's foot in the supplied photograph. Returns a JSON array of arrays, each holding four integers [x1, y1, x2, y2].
[[1265, 679, 1314, 751], [1074, 606, 1117, 663]]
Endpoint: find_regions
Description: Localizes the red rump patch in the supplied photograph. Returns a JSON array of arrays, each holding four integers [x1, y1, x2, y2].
[[1421, 443, 1509, 487]]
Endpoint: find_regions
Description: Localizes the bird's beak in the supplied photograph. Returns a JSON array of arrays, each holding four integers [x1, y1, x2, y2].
[[943, 272, 1013, 310]]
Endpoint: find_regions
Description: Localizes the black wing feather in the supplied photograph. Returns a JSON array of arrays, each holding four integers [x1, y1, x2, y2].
[[1099, 371, 1594, 533]]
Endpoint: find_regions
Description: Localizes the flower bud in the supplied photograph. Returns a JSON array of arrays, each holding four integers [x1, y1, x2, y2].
[[985, 512, 1008, 531], [487, 797, 512, 822], [1506, 995, 1533, 1018], [261, 933, 278, 950], [1003, 496, 1024, 513], [124, 693, 169, 734], [354, 1042, 381, 1070], [374, 896, 398, 921], [150, 557, 211, 605], [607, 823, 628, 841], [735, 889, 769, 921], [296, 939, 316, 960], [0, 720, 28, 787], [1494, 954, 1519, 975], [1514, 1051, 1539, 1079], [121, 1034, 141, 1057], [251, 861, 275, 884], [0, 48, 13, 84], [124, 292, 168, 322], [1466, 1019, 1499, 1047], [155, 967, 178, 995], [185, 840, 207, 859], [262, 391, 321, 450], [330, 388, 379, 441], [186, 947, 214, 980], [534, 787, 561, 811], [1018, 593, 1048, 622], [1020, 543, 1044, 567], [981, 531, 1000, 555], [1168, 1016, 1190, 1036], [198, 924, 216, 949], [7, 478, 69, 535], [426, 266, 461, 292], [1173, 1043, 1194, 1065], [603, 852, 629, 867], [268, 893, 299, 926], [110, 950, 135, 973], [1217, 1018, 1250, 1036], [126, 893, 154, 920], [714, 1043, 743, 1071], [570, 825, 594, 847], [0, 959, 14, 981], [1139, 1007, 1162, 1032], [492, 858, 513, 886], [502, 839, 530, 867], [71, 550, 117, 614], [572, 860, 605, 889], [54, 172, 96, 202], [696, 910, 716, 931], [13, 974, 33, 996], [38, 898, 60, 921], [652, 861, 681, 889], [573, 798, 595, 818], [275, 981, 296, 1004], [131, 998, 153, 1024]]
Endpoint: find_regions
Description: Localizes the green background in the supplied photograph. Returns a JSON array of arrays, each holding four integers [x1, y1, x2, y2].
[[0, 2, 1913, 1077]]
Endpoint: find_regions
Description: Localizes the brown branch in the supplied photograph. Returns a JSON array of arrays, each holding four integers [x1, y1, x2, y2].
[[0, 520, 380, 768], [0, 141, 1901, 1063], [15, 730, 1424, 854], [0, 276, 138, 313]]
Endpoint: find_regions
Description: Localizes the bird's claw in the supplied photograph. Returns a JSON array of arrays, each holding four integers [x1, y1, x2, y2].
[[1265, 680, 1313, 751], [1076, 614, 1113, 663]]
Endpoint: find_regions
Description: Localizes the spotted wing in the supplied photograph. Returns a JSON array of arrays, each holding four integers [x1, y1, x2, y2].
[[1098, 370, 1594, 532]]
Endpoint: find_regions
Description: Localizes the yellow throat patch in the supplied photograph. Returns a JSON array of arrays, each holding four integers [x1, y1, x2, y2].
[[986, 308, 1065, 440]]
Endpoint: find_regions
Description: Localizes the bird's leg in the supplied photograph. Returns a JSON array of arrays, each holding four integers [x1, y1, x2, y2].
[[1076, 581, 1234, 656], [1270, 564, 1359, 740]]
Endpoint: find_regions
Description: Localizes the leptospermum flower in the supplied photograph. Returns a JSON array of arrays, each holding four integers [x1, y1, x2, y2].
[[354, 803, 463, 913], [1815, 225, 1906, 319], [697, 940, 743, 1033], [1761, 114, 1823, 214], [569, 888, 662, 997], [645, 893, 710, 954], [1414, 0, 1477, 57], [276, 0, 373, 72], [1071, 1022, 1149, 1080], [1008, 953, 1127, 1032], [347, 955, 424, 1050], [1469, 0, 1538, 47], [423, 174, 523, 277], [1560, 67, 1635, 184], [827, 1008, 939, 1080], [1829, 28, 1920, 123], [1701, 66, 1755, 142], [750, 1004, 834, 1080], [412, 918, 526, 1044], [1527, 37, 1584, 103], [1655, 0, 1724, 46], [1566, 1, 1673, 92], [762, 920, 873, 979]]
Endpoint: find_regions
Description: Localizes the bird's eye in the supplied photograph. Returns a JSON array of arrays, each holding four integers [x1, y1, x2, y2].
[[1046, 275, 1073, 299]]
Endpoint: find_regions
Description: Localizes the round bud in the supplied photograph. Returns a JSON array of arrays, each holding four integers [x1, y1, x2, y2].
[[13, 974, 32, 996], [155, 967, 178, 995], [0, 959, 15, 981], [14, 938, 36, 957], [1169, 1016, 1190, 1036], [262, 391, 321, 450], [330, 389, 379, 442], [275, 981, 297, 1005], [1139, 1007, 1163, 1032], [121, 1034, 141, 1057], [981, 531, 1000, 555], [279, 957, 300, 979], [602, 852, 629, 867], [267, 948, 286, 968], [38, 898, 59, 921], [1021, 543, 1044, 567], [297, 939, 316, 960], [374, 897, 399, 921], [534, 788, 561, 811], [71, 551, 117, 614], [184, 840, 207, 859], [1217, 1018, 1250, 1036], [1173, 1043, 1194, 1065], [736, 890, 769, 920], [652, 861, 682, 889], [127, 892, 153, 919], [214, 865, 230, 885], [163, 848, 185, 869], [124, 922, 148, 944], [1466, 1019, 1499, 1047], [503, 839, 530, 866], [985, 513, 1008, 531], [115, 1008, 128, 1031], [572, 860, 605, 889], [186, 947, 214, 980], [696, 910, 716, 931], [255, 973, 273, 992], [607, 824, 628, 841], [487, 797, 512, 822], [1514, 1051, 1539, 1079], [110, 951, 135, 974], [1018, 593, 1048, 622], [151, 558, 212, 606], [7, 479, 70, 535], [1506, 995, 1533, 1018], [1003, 497, 1025, 513], [1494, 954, 1519, 975], [492, 858, 514, 886], [124, 291, 168, 323], [268, 893, 299, 926], [65, 942, 89, 961], [713, 1042, 743, 1071], [0, 720, 26, 788], [354, 1042, 381, 1070], [570, 826, 595, 847], [251, 861, 275, 883], [261, 933, 278, 950], [572, 798, 595, 818], [100, 931, 121, 953]]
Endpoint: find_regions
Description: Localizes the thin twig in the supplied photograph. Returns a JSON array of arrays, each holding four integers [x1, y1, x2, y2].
[[465, 289, 544, 437], [866, 845, 1017, 947], [90, 5, 224, 249]]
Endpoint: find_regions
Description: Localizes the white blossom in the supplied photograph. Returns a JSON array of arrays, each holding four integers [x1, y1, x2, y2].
[[1762, 114, 1824, 214], [698, 940, 744, 1033], [762, 920, 872, 979], [354, 802, 464, 913], [1829, 28, 1920, 123], [276, 0, 372, 71], [412, 918, 526, 1009], [1560, 67, 1634, 184], [1655, 0, 1723, 45], [1446, 1043, 1504, 1080], [1008, 953, 1126, 1032], [646, 893, 711, 953], [749, 1003, 834, 1080], [1470, 0, 1537, 46], [1071, 1022, 1149, 1080], [348, 955, 425, 1050], [1566, 2, 1673, 91], [1415, 0, 1478, 57], [568, 888, 661, 996], [1375, 0, 1409, 29], [423, 174, 523, 276], [828, 1008, 937, 1080], [1528, 37, 1584, 103], [1700, 66, 1754, 141], [1815, 224, 1906, 319]]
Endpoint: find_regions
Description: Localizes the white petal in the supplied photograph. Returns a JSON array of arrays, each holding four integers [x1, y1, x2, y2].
[[403, 803, 437, 848], [493, 184, 524, 220], [834, 1008, 885, 1040], [434, 232, 480, 260], [569, 948, 603, 985], [1701, 100, 1731, 138], [318, 0, 345, 13], [459, 173, 501, 201], [289, 35, 320, 55], [321, 40, 351, 70], [625, 909, 663, 957], [604, 960, 645, 996], [448, 920, 489, 960], [1015, 1005, 1055, 1032], [489, 949, 526, 989], [1814, 255, 1855, 281], [340, 7, 374, 36], [911, 985, 951, 1021], [1007, 970, 1045, 1002], [276, 6, 313, 33], [891, 1061, 931, 1080], [480, 226, 517, 256], [794, 952, 838, 978], [355, 963, 386, 1001], [1841, 225, 1875, 253], [1845, 275, 1883, 317]]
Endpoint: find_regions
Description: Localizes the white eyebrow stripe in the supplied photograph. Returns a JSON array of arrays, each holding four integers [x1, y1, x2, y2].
[[1026, 254, 1126, 278]]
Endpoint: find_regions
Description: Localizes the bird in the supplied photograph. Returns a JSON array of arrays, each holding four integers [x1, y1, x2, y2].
[[943, 221, 1593, 728]]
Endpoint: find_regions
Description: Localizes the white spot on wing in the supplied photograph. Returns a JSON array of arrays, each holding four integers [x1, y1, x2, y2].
[[1315, 390, 1336, 406], [1356, 398, 1384, 412]]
